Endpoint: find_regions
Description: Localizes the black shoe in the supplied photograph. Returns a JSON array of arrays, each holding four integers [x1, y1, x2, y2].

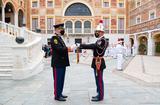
[[61, 95, 68, 98], [55, 97, 66, 101], [91, 97, 103, 102], [92, 95, 98, 99]]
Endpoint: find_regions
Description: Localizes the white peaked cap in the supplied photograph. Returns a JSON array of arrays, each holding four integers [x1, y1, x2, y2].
[[96, 20, 104, 32]]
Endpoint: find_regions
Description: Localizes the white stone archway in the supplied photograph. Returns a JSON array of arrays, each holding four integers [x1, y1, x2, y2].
[[153, 33, 160, 56], [4, 2, 16, 25], [18, 9, 24, 27], [129, 38, 134, 55]]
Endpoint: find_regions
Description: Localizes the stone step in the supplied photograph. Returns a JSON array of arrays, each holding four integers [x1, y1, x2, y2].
[[0, 74, 12, 80], [0, 46, 12, 49], [0, 45, 10, 47], [0, 60, 13, 64], [0, 53, 12, 56], [0, 68, 13, 72], [0, 66, 13, 70], [0, 64, 13, 69], [0, 70, 12, 74], [0, 56, 13, 60], [0, 50, 12, 53]]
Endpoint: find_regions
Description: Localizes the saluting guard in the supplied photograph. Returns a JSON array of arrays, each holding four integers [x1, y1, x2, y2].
[[78, 20, 108, 101]]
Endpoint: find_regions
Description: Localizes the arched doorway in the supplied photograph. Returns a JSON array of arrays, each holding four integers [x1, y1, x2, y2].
[[18, 9, 23, 27], [138, 36, 148, 55], [153, 34, 160, 56], [5, 2, 15, 25]]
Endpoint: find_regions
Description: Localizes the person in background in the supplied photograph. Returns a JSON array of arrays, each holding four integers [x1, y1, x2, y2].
[[115, 39, 126, 71]]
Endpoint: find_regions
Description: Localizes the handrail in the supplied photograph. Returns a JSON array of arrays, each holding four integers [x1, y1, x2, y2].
[[0, 21, 41, 44]]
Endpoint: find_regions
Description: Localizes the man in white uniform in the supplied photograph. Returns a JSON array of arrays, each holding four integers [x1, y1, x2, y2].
[[115, 39, 125, 70]]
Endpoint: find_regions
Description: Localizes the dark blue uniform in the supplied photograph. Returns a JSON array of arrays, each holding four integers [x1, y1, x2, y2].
[[79, 36, 108, 100], [51, 34, 70, 99]]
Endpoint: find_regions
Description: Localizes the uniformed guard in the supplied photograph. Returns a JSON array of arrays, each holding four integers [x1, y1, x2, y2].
[[51, 23, 71, 101], [115, 38, 126, 70], [78, 20, 108, 101]]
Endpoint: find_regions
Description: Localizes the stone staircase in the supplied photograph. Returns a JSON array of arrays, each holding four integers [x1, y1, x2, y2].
[[0, 21, 44, 80], [0, 46, 13, 79]]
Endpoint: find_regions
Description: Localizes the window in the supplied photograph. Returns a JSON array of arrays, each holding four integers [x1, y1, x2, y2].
[[130, 17, 136, 26], [136, 0, 141, 7], [65, 3, 92, 16], [84, 21, 91, 33], [103, 18, 110, 33], [118, 18, 125, 34], [47, 1, 53, 8], [136, 16, 141, 24], [32, 18, 38, 31], [19, 0, 23, 6], [103, 2, 109, 7], [118, 2, 124, 7], [75, 21, 82, 33], [65, 21, 73, 33], [47, 18, 53, 34], [149, 10, 156, 20], [32, 1, 38, 8]]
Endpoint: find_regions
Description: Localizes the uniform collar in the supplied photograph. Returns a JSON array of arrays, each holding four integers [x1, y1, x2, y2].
[[97, 35, 104, 40]]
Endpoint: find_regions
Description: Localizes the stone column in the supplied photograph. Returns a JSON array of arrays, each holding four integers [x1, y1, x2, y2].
[[2, 5, 5, 22], [147, 31, 153, 56], [23, 15, 26, 26], [134, 34, 138, 55], [73, 22, 75, 34], [82, 21, 84, 34], [14, 12, 18, 26]]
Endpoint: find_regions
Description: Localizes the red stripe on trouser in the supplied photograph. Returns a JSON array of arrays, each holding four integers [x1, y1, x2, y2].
[[53, 67, 57, 97], [98, 71, 103, 99]]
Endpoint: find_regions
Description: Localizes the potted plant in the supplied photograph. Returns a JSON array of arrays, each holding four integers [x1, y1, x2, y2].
[[138, 44, 147, 55]]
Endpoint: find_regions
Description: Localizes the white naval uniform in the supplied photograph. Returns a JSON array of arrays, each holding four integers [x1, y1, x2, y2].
[[115, 44, 125, 70], [132, 46, 135, 57]]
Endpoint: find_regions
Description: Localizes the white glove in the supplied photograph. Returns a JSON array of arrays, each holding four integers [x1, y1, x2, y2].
[[70, 44, 77, 51], [76, 43, 80, 47]]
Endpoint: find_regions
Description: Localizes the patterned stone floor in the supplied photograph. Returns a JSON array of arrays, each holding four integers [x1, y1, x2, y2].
[[0, 57, 160, 105]]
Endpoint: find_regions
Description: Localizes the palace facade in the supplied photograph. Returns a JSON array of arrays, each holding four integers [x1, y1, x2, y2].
[[0, 0, 160, 56], [26, 0, 127, 45], [127, 0, 160, 56]]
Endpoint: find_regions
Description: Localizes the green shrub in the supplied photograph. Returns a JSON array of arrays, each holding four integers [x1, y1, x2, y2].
[[138, 44, 147, 54], [156, 44, 160, 53]]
